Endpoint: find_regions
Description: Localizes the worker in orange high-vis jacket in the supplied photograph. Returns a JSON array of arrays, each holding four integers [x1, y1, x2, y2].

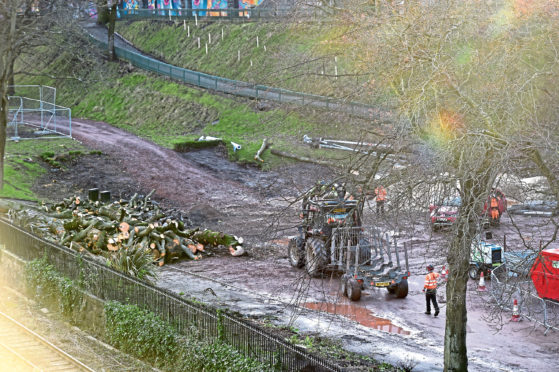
[[423, 265, 440, 316], [490, 195, 500, 221], [374, 185, 387, 215]]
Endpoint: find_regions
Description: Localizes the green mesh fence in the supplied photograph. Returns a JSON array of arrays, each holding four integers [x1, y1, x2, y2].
[[88, 32, 378, 119]]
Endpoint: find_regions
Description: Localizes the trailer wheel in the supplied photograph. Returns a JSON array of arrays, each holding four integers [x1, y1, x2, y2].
[[305, 238, 328, 277], [347, 279, 362, 301], [287, 237, 305, 268], [468, 265, 480, 280], [395, 279, 408, 298]]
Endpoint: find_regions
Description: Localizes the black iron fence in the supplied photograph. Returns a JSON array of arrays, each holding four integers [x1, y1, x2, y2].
[[0, 218, 342, 371]]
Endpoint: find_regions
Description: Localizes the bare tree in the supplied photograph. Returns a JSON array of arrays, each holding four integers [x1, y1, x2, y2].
[[306, 0, 559, 370], [0, 0, 51, 190]]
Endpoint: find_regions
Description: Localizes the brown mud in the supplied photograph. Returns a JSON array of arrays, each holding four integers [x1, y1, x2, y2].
[[28, 118, 559, 372]]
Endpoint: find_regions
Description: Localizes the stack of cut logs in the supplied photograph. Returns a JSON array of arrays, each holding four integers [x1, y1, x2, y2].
[[6, 190, 244, 266]]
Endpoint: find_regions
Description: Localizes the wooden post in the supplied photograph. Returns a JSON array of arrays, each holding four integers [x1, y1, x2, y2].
[[100, 191, 111, 203], [188, 25, 190, 37], [88, 188, 99, 202], [205, 43, 208, 54], [195, 13, 198, 26], [256, 35, 259, 47], [208, 33, 211, 44], [237, 50, 240, 62], [183, 20, 186, 30], [250, 59, 253, 67], [197, 37, 200, 48]]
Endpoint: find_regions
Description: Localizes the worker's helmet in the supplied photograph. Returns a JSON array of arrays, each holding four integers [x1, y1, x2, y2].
[[426, 265, 434, 272]]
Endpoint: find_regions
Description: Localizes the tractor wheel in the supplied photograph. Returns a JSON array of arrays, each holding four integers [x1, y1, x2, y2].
[[468, 265, 480, 280], [358, 238, 372, 264], [305, 238, 328, 277], [387, 285, 396, 294], [340, 275, 349, 297], [287, 237, 305, 268], [395, 279, 408, 298], [347, 279, 362, 301]]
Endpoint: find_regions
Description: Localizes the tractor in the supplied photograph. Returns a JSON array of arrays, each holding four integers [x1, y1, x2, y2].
[[287, 183, 410, 301]]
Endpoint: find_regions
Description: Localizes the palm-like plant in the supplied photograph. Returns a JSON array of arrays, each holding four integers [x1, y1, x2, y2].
[[108, 245, 157, 283]]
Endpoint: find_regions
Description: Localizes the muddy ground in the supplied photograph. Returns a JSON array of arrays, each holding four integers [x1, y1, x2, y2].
[[29, 118, 559, 371]]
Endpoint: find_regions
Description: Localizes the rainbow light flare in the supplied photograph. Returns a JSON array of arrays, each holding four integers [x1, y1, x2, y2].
[[427, 109, 464, 145]]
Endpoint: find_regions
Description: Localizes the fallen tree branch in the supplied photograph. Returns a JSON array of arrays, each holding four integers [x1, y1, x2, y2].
[[270, 149, 337, 167], [254, 138, 269, 162]]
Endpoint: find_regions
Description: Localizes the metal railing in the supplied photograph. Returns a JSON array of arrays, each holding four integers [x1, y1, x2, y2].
[[87, 32, 382, 120], [0, 218, 341, 371], [117, 7, 307, 21], [491, 265, 558, 334]]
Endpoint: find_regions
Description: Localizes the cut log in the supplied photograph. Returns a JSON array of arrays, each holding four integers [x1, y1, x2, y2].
[[229, 246, 246, 256], [119, 221, 130, 233]]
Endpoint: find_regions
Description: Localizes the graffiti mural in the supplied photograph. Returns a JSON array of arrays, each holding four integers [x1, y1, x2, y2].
[[122, 0, 140, 13], [239, 0, 259, 9], [193, 0, 207, 16]]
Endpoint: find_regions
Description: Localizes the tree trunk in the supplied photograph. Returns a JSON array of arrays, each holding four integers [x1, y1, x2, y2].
[[0, 89, 7, 191], [443, 176, 486, 371], [7, 59, 15, 95], [107, 4, 117, 61]]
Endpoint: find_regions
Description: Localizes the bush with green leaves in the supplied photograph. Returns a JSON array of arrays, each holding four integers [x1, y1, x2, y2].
[[104, 301, 270, 371], [25, 256, 82, 316]]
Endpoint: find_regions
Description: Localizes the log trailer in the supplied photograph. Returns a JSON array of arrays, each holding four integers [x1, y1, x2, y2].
[[287, 185, 410, 301]]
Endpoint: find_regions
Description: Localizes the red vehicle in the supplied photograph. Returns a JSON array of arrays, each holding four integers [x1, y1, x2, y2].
[[430, 190, 507, 231], [429, 196, 460, 231], [531, 248, 559, 302]]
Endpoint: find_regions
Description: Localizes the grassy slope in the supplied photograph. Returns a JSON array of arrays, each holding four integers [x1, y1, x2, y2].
[[115, 20, 367, 102], [10, 20, 377, 201], [1, 139, 88, 200]]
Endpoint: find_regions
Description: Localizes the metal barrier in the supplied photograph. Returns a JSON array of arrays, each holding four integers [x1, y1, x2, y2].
[[0, 218, 341, 371], [87, 31, 381, 120], [7, 85, 72, 140], [491, 265, 558, 334]]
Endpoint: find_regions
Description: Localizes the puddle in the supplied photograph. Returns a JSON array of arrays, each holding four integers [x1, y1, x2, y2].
[[303, 302, 410, 335]]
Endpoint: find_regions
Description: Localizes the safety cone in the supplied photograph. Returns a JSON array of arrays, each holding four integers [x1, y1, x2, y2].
[[441, 265, 449, 282], [511, 299, 521, 322], [477, 271, 487, 291]]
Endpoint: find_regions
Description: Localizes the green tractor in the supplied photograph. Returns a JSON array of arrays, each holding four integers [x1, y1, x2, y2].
[[287, 183, 410, 301]]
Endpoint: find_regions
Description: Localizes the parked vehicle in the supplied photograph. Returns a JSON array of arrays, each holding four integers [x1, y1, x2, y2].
[[430, 190, 507, 231], [469, 232, 503, 280], [429, 196, 461, 231], [288, 183, 410, 301]]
